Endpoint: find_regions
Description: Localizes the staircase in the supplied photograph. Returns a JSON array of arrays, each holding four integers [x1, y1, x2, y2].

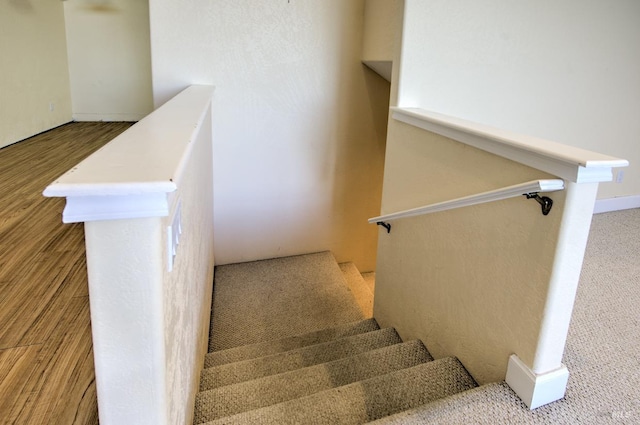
[[193, 252, 479, 424]]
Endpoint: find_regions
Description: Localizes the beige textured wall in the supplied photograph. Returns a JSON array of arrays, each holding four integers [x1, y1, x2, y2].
[[399, 0, 639, 200], [375, 120, 570, 384], [162, 106, 215, 425], [0, 0, 72, 148], [149, 0, 389, 271], [362, 0, 400, 61], [63, 0, 154, 121], [361, 0, 401, 81]]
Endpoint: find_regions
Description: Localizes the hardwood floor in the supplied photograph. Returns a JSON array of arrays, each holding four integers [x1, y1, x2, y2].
[[0, 122, 133, 425]]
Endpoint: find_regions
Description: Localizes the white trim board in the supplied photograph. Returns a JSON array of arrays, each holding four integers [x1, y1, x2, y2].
[[505, 355, 569, 410], [362, 60, 392, 82], [594, 195, 640, 214], [392, 107, 628, 184], [61, 193, 169, 223], [73, 113, 148, 122], [43, 85, 215, 223]]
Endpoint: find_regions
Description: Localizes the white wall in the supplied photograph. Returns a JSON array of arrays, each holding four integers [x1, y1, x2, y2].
[[0, 0, 72, 148], [64, 0, 154, 121], [399, 0, 640, 199], [149, 0, 389, 271]]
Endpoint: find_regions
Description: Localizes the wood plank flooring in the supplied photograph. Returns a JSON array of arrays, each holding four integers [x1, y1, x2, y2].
[[0, 122, 133, 425]]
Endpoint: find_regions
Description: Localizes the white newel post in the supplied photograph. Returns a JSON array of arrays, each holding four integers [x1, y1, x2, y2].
[[506, 181, 599, 409]]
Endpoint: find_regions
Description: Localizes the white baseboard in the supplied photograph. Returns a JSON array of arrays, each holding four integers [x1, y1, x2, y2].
[[73, 113, 147, 122], [594, 195, 640, 214], [505, 354, 569, 409]]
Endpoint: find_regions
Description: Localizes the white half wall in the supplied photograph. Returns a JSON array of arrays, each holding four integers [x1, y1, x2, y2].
[[375, 119, 561, 384], [63, 0, 154, 121], [149, 0, 390, 271], [399, 0, 640, 200], [48, 87, 216, 425], [0, 0, 72, 148], [375, 117, 600, 392]]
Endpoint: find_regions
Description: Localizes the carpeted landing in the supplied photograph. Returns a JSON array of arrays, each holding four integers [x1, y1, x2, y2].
[[197, 252, 478, 424]]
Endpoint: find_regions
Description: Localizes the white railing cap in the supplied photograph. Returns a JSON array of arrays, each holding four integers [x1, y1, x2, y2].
[[43, 85, 215, 223], [392, 107, 628, 183]]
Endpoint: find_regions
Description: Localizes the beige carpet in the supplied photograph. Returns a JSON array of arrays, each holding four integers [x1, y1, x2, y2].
[[202, 209, 639, 424], [209, 252, 364, 351], [372, 208, 640, 423], [203, 357, 476, 425], [204, 318, 379, 367], [200, 251, 470, 424], [194, 340, 433, 423], [199, 328, 402, 390], [340, 262, 374, 318]]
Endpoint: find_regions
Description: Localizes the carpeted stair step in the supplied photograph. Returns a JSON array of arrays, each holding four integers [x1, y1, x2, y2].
[[201, 357, 478, 425], [204, 318, 379, 367], [209, 252, 365, 352], [366, 382, 523, 424], [339, 262, 374, 318], [200, 327, 402, 390], [194, 340, 433, 423], [361, 271, 375, 293]]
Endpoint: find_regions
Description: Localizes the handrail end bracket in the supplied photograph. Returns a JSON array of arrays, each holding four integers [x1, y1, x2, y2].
[[524, 193, 553, 216], [377, 221, 392, 233]]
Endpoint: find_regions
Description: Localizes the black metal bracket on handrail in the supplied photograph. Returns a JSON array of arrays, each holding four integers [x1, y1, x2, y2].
[[377, 221, 391, 233], [524, 193, 553, 216]]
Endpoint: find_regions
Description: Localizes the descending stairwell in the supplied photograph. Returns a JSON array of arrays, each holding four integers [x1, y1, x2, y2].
[[194, 252, 479, 424]]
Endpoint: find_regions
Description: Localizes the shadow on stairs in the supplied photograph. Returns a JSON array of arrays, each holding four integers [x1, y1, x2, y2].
[[196, 251, 478, 424]]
